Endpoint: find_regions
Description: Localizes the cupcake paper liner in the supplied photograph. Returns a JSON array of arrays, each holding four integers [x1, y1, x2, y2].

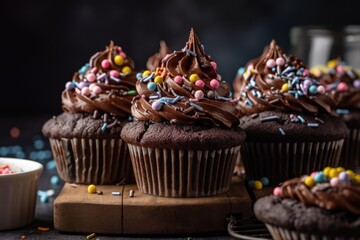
[[241, 140, 344, 185], [49, 138, 134, 184], [127, 144, 241, 197], [265, 224, 356, 240], [341, 127, 360, 173]]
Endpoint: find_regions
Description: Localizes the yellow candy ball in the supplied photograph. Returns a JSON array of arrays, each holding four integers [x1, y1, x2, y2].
[[142, 70, 151, 78], [281, 83, 289, 92], [327, 59, 337, 68], [154, 76, 163, 84], [304, 176, 315, 188], [323, 167, 331, 177], [189, 74, 199, 83], [346, 170, 355, 179], [243, 70, 250, 79], [122, 66, 132, 74], [88, 184, 97, 194], [355, 175, 360, 184], [329, 168, 338, 178], [336, 167, 345, 173], [114, 55, 124, 66], [253, 180, 263, 190]]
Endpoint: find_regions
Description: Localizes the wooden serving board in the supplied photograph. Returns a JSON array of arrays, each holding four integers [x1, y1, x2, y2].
[[54, 176, 252, 235]]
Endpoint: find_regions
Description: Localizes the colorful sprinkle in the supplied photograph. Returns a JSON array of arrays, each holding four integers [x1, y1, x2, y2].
[[210, 61, 217, 69], [273, 187, 282, 196], [122, 66, 132, 74], [174, 75, 183, 84], [260, 115, 280, 122], [112, 192, 121, 196], [195, 79, 205, 88], [307, 123, 319, 128], [87, 233, 96, 239], [260, 177, 269, 186], [86, 73, 96, 83], [110, 70, 119, 78], [114, 55, 124, 66], [152, 101, 162, 111], [101, 59, 110, 69], [297, 115, 305, 123], [194, 90, 204, 100], [281, 83, 289, 92], [142, 70, 151, 78], [210, 79, 220, 89], [279, 128, 285, 135], [253, 180, 263, 190], [336, 108, 350, 115], [275, 57, 285, 66], [88, 184, 97, 194], [266, 59, 276, 68], [189, 74, 199, 83], [304, 176, 315, 188], [154, 76, 163, 84], [147, 82, 157, 91]]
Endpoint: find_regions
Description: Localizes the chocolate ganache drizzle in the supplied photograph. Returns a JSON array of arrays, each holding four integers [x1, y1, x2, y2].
[[62, 41, 138, 118], [278, 171, 360, 214], [146, 40, 171, 72], [131, 28, 239, 128], [235, 40, 335, 115], [314, 58, 360, 109]]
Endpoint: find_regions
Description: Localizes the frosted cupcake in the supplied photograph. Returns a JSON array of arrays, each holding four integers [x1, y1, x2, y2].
[[314, 59, 360, 173], [234, 40, 347, 185], [121, 29, 245, 197], [42, 41, 137, 185]]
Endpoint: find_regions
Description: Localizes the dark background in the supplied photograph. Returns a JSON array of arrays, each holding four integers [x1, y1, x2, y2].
[[1, 0, 360, 116]]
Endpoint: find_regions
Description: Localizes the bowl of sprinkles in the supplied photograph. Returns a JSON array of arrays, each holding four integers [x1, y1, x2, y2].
[[254, 166, 360, 240], [0, 158, 43, 230]]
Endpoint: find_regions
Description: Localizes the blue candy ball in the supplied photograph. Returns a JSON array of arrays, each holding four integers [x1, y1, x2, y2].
[[247, 180, 255, 189], [136, 72, 143, 80], [314, 172, 325, 183], [260, 177, 269, 187], [50, 175, 60, 186], [237, 67, 245, 76], [147, 82, 157, 91], [309, 85, 318, 94]]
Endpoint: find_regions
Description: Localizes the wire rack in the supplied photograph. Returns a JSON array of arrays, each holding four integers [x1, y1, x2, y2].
[[227, 215, 272, 240]]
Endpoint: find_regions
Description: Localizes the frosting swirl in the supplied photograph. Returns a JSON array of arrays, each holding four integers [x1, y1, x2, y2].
[[276, 168, 360, 215], [235, 40, 335, 115], [131, 28, 239, 128], [62, 41, 138, 118], [313, 59, 360, 109], [146, 40, 171, 71]]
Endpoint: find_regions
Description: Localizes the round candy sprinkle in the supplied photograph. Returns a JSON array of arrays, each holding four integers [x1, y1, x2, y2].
[[253, 180, 263, 190], [65, 82, 75, 90], [174, 76, 183, 84], [260, 177, 269, 187], [81, 87, 90, 96], [90, 67, 98, 74], [275, 57, 285, 66], [329, 168, 339, 178], [304, 176, 315, 188], [120, 51, 127, 59], [86, 73, 96, 83], [336, 167, 345, 173], [114, 55, 124, 66], [136, 72, 142, 79], [210, 61, 217, 69], [323, 167, 331, 177], [314, 172, 325, 183], [101, 59, 110, 69], [247, 180, 255, 189], [189, 74, 199, 83], [336, 65, 344, 73], [308, 85, 318, 94], [122, 66, 132, 74], [303, 79, 312, 87], [337, 82, 348, 92], [355, 175, 360, 183], [353, 79, 360, 88], [88, 184, 97, 194], [147, 82, 157, 91], [210, 79, 220, 89], [266, 59, 276, 68], [78, 81, 88, 89], [89, 83, 96, 91], [151, 101, 162, 111], [317, 85, 325, 94], [338, 171, 350, 183], [237, 67, 245, 76], [330, 177, 339, 187], [92, 86, 102, 94], [50, 175, 60, 186], [110, 70, 119, 78], [281, 83, 289, 92], [154, 76, 163, 84], [303, 69, 310, 76], [142, 70, 151, 78], [207, 90, 215, 99], [273, 187, 282, 197], [195, 79, 205, 88], [194, 90, 204, 100], [346, 170, 355, 179], [310, 171, 317, 177]]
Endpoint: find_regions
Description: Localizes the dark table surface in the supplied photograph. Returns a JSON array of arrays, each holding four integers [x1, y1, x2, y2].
[[0, 115, 236, 240]]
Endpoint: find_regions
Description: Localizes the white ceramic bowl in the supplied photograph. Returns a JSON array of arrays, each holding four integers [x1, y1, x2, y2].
[[0, 158, 43, 231]]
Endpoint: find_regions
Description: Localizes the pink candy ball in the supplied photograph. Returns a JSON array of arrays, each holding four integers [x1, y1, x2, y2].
[[217, 74, 222, 81], [81, 87, 90, 96], [101, 59, 110, 69], [303, 69, 310, 76], [330, 177, 339, 187], [337, 82, 348, 92], [117, 46, 122, 52], [195, 79, 205, 88], [210, 79, 220, 89], [110, 70, 119, 78], [266, 59, 276, 68], [273, 187, 282, 197], [276, 57, 285, 66], [174, 75, 183, 85], [336, 65, 344, 73], [89, 83, 97, 91], [194, 90, 204, 99], [317, 85, 326, 94], [92, 86, 102, 94], [90, 67, 98, 74], [310, 172, 318, 177], [86, 73, 96, 83], [120, 52, 127, 59], [210, 61, 217, 69]]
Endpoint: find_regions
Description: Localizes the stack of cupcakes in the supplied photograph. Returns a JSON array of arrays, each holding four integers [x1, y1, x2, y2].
[[42, 41, 137, 185], [121, 28, 245, 197], [234, 40, 348, 185], [313, 59, 360, 173], [254, 167, 360, 239]]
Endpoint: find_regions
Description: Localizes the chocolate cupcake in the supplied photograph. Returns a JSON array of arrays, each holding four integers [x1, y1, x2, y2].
[[121, 29, 245, 197], [234, 40, 347, 185], [42, 41, 137, 184], [146, 40, 171, 72], [314, 59, 360, 173], [254, 167, 360, 240]]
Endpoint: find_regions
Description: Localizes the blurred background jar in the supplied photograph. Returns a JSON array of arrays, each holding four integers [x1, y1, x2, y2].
[[290, 25, 360, 69]]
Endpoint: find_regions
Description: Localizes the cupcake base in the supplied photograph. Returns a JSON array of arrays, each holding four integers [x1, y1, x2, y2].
[[241, 140, 344, 185], [341, 127, 360, 173], [127, 144, 240, 197], [49, 138, 134, 185]]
